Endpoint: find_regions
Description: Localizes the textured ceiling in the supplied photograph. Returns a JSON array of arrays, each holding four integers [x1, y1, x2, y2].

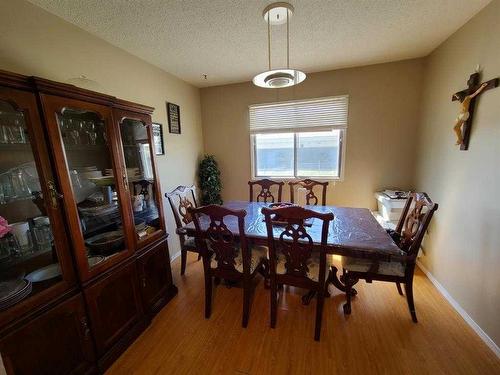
[[28, 0, 491, 88]]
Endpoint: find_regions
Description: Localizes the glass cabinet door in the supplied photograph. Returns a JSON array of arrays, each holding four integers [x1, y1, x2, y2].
[[0, 88, 75, 325], [116, 113, 164, 246], [40, 94, 134, 281]]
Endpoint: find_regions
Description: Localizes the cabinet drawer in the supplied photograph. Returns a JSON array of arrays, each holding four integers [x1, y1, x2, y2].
[[83, 261, 143, 357], [0, 294, 96, 375]]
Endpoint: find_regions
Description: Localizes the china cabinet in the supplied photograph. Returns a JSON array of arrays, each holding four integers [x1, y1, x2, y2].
[[0, 70, 177, 374]]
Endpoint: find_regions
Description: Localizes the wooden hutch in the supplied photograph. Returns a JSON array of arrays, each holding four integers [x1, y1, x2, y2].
[[0, 70, 177, 374]]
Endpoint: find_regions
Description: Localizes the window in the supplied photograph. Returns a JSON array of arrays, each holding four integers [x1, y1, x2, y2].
[[249, 96, 348, 179]]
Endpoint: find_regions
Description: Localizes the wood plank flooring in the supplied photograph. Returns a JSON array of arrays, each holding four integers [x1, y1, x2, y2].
[[107, 253, 500, 375]]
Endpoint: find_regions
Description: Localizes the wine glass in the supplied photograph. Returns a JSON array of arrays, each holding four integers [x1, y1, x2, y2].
[[68, 118, 80, 145], [79, 120, 88, 144], [86, 120, 97, 145], [11, 118, 26, 143]]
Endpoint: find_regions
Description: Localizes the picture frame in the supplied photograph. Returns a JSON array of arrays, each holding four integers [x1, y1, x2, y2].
[[167, 102, 181, 134], [152, 122, 165, 155]]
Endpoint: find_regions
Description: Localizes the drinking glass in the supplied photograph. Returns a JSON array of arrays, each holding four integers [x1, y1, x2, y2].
[[0, 124, 9, 144], [0, 236, 11, 262], [0, 180, 5, 204], [11, 169, 32, 199], [10, 118, 27, 143], [32, 226, 53, 252], [0, 173, 14, 201], [10, 222, 33, 255]]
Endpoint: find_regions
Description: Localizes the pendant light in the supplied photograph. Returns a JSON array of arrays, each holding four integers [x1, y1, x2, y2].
[[253, 2, 306, 88]]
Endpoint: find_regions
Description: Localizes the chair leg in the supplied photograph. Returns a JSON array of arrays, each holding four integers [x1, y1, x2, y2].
[[405, 279, 418, 323], [314, 286, 325, 341], [343, 271, 352, 315], [259, 260, 270, 289], [204, 266, 212, 319], [180, 249, 187, 275], [270, 278, 278, 328], [396, 282, 404, 296], [242, 278, 251, 328]]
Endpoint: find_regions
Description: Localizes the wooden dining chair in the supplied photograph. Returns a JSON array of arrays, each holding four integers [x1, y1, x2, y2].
[[248, 178, 284, 203], [165, 185, 200, 276], [262, 205, 334, 341], [340, 192, 438, 322], [289, 179, 328, 206], [188, 204, 267, 327]]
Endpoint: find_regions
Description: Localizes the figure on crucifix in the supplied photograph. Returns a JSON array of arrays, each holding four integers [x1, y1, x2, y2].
[[451, 70, 499, 150], [452, 82, 488, 145]]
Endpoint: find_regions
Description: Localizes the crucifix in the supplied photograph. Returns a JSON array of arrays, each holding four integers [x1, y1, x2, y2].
[[452, 70, 499, 150]]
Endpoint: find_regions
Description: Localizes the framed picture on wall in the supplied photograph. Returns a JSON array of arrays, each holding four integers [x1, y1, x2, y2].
[[167, 102, 181, 134], [152, 123, 165, 155]]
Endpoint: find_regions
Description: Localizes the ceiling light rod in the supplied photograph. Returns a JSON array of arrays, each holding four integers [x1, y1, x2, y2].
[[268, 10, 271, 71], [253, 2, 306, 89], [286, 7, 289, 69]]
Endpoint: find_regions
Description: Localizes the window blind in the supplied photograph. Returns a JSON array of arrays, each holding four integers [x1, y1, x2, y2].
[[249, 95, 348, 133]]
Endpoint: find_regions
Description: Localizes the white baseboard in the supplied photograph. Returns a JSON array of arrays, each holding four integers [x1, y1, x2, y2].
[[170, 250, 181, 262], [417, 261, 500, 358]]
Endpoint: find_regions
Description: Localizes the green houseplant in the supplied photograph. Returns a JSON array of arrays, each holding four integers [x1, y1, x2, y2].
[[198, 155, 223, 205]]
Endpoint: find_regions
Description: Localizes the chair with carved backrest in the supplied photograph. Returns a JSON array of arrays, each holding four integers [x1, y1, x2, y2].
[[248, 178, 284, 203], [188, 205, 267, 327], [165, 185, 200, 276], [289, 179, 329, 206], [339, 192, 438, 322], [262, 205, 334, 341]]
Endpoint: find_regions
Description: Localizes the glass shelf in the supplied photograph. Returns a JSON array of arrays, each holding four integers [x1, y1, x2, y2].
[[0, 144, 32, 151], [0, 195, 36, 206], [0, 245, 53, 271]]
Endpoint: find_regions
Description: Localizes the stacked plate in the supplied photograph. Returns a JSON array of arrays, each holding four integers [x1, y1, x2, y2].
[[77, 165, 102, 179], [0, 279, 32, 311], [26, 263, 61, 283], [78, 203, 118, 217], [104, 168, 141, 178]]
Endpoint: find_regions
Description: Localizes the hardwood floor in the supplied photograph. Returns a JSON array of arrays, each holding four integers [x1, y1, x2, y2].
[[107, 253, 500, 375]]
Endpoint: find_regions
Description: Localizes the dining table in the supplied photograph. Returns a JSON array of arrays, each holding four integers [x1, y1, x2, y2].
[[181, 200, 405, 303]]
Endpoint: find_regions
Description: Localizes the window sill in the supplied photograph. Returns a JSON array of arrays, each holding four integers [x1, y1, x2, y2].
[[252, 176, 343, 182]]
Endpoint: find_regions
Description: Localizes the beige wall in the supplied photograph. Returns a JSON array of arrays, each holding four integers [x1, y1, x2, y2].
[[200, 59, 424, 208], [415, 0, 500, 347], [0, 0, 204, 259]]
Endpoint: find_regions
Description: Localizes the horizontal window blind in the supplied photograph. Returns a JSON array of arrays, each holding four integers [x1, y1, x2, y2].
[[249, 95, 348, 133]]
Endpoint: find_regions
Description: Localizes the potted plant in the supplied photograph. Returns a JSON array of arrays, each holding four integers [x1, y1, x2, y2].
[[198, 155, 223, 205]]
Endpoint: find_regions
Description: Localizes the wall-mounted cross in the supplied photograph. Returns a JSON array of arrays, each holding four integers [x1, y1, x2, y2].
[[452, 71, 499, 150]]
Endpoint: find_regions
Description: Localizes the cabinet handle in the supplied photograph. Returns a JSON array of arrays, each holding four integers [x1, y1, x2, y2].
[[122, 173, 128, 191], [80, 317, 91, 339], [142, 277, 147, 288], [47, 180, 63, 209]]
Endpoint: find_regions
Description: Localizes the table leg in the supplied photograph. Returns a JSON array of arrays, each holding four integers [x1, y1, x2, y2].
[[329, 266, 358, 296], [301, 290, 316, 305], [301, 266, 359, 305]]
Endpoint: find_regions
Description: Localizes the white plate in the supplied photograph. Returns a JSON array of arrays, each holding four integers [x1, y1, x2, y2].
[[88, 256, 105, 267], [26, 264, 61, 283], [80, 170, 102, 179]]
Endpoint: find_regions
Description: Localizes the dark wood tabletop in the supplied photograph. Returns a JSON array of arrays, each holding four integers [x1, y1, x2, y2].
[[182, 201, 404, 261]]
